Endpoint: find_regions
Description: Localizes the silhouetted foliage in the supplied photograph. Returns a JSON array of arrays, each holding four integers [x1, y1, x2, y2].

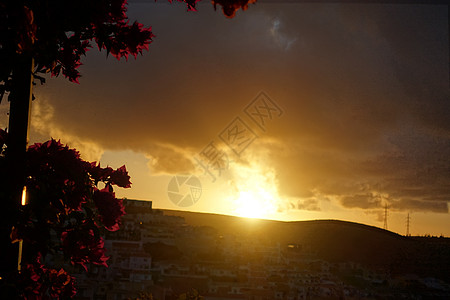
[[0, 0, 153, 94], [0, 129, 131, 298]]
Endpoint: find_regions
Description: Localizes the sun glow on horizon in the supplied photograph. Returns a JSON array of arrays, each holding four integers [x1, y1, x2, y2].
[[233, 189, 278, 219], [226, 155, 282, 220]]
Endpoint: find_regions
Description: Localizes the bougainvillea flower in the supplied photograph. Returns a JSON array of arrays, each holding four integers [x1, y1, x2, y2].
[[212, 0, 257, 18], [20, 255, 77, 299], [61, 227, 109, 271], [26, 139, 92, 215], [93, 187, 126, 231], [20, 254, 47, 297], [86, 162, 114, 184], [110, 165, 132, 188], [87, 162, 131, 188], [48, 268, 77, 298]]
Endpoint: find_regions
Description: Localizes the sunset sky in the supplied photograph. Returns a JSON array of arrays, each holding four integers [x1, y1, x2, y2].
[[1, 1, 449, 236]]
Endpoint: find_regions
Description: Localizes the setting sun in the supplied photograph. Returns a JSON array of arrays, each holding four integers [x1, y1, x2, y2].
[[234, 189, 277, 219], [226, 157, 281, 219]]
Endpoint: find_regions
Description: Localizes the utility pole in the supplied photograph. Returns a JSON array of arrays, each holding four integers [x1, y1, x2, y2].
[[406, 213, 411, 236], [383, 203, 389, 230], [7, 55, 33, 217]]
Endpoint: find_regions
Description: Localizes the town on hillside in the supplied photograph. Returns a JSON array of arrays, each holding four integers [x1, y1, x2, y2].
[[72, 199, 450, 300]]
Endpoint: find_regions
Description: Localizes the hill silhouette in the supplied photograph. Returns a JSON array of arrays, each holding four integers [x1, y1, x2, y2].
[[163, 209, 450, 283]]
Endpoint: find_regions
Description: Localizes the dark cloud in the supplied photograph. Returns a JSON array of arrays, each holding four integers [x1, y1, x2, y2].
[[391, 199, 448, 214], [296, 198, 321, 211], [341, 194, 383, 210], [8, 2, 446, 215]]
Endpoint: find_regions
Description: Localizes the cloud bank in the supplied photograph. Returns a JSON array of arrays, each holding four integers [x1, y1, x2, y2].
[[7, 2, 446, 215]]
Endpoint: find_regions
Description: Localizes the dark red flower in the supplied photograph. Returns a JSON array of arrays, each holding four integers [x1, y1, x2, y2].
[[19, 255, 77, 299], [47, 268, 77, 298], [26, 139, 91, 214], [212, 0, 257, 18], [87, 162, 114, 184], [20, 254, 47, 297], [61, 226, 109, 271], [110, 165, 132, 188], [107, 21, 155, 61], [64, 179, 89, 212], [87, 162, 131, 188], [93, 187, 126, 231]]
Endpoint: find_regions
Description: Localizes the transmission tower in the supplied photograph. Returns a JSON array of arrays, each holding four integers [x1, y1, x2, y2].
[[383, 203, 388, 230], [406, 213, 411, 236]]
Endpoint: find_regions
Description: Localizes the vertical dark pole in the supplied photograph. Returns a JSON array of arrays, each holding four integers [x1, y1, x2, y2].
[[8, 55, 33, 215], [0, 54, 33, 280]]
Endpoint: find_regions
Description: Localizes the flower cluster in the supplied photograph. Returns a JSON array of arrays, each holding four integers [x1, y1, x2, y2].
[[0, 0, 257, 99], [24, 139, 129, 229], [87, 162, 131, 188], [19, 254, 77, 299], [93, 187, 126, 231], [26, 140, 91, 214], [0, 0, 155, 92], [61, 224, 109, 271], [0, 131, 131, 298]]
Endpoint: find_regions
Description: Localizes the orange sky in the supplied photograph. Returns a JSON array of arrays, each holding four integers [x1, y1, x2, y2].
[[1, 1, 449, 236]]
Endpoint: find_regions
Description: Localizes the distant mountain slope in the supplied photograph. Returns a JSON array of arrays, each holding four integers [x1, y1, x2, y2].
[[162, 209, 450, 282]]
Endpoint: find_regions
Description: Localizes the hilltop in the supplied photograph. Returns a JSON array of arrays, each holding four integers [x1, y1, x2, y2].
[[163, 209, 450, 283]]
